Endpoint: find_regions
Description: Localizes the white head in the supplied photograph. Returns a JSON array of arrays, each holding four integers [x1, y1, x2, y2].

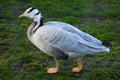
[[19, 7, 42, 21]]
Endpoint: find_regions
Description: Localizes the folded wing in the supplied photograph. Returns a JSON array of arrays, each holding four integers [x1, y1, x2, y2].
[[43, 22, 109, 54]]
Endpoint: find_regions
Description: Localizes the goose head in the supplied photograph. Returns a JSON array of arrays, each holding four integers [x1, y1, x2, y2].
[[19, 7, 42, 21]]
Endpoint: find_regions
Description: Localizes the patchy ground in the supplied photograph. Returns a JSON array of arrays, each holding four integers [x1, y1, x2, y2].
[[0, 0, 120, 80]]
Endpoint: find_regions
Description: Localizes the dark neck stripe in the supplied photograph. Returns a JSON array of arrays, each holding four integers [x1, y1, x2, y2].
[[39, 18, 43, 26], [28, 7, 35, 13], [33, 18, 43, 33]]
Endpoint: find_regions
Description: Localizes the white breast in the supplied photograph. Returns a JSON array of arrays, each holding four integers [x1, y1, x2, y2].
[[29, 25, 64, 56]]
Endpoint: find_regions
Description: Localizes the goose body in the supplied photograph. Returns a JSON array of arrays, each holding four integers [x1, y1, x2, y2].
[[19, 7, 110, 73], [29, 21, 109, 59]]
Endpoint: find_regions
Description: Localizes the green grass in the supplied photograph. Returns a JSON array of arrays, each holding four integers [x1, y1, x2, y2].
[[0, 0, 120, 80]]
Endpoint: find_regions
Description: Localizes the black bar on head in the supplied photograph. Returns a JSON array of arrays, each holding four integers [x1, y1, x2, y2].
[[28, 7, 35, 13], [35, 12, 40, 15]]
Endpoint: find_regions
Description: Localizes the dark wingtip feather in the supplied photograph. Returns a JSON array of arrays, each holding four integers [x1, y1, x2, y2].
[[102, 41, 112, 47]]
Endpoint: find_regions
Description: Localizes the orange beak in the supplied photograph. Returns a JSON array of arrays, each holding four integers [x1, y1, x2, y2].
[[19, 13, 25, 18]]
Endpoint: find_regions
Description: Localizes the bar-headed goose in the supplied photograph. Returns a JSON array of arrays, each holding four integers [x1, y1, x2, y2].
[[19, 7, 110, 74]]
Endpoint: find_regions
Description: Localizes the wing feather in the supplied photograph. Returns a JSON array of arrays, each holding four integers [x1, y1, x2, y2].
[[45, 21, 102, 45], [42, 24, 104, 54]]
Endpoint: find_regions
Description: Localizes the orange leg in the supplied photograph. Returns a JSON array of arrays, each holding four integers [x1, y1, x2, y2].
[[47, 60, 60, 74], [72, 58, 83, 72]]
